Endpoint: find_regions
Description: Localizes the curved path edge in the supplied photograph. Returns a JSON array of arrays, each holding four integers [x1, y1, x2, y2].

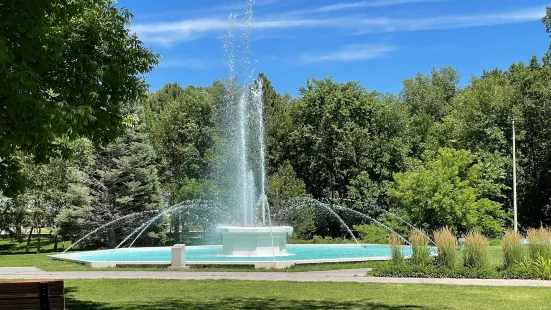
[[1, 267, 551, 286]]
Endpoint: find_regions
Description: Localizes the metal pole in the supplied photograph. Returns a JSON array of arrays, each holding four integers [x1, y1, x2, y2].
[[513, 118, 518, 232]]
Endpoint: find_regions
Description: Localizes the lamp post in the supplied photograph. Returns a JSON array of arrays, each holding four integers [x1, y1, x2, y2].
[[512, 118, 518, 232]]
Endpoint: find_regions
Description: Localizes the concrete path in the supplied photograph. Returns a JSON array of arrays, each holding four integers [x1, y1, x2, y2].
[[2, 267, 551, 286]]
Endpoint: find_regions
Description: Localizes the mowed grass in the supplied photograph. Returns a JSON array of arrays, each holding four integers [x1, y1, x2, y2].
[[63, 279, 551, 310]]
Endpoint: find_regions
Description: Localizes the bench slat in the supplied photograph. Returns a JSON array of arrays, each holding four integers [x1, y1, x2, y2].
[[0, 280, 65, 310]]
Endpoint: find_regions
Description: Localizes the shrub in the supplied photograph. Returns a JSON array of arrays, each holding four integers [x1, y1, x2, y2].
[[463, 232, 490, 269], [532, 254, 551, 280], [506, 255, 551, 280], [371, 264, 499, 279], [388, 233, 404, 265], [289, 235, 355, 244], [502, 229, 525, 268], [434, 227, 458, 269], [527, 227, 551, 260], [354, 224, 390, 244], [409, 229, 431, 266], [502, 263, 539, 279]]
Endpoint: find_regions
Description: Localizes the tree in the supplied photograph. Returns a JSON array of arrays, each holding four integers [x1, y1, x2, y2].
[[0, 0, 158, 195], [401, 67, 460, 157], [543, 6, 551, 62], [506, 56, 551, 226], [258, 73, 293, 175], [146, 84, 219, 204], [267, 162, 314, 239], [388, 148, 507, 236], [288, 78, 410, 205], [87, 108, 162, 247]]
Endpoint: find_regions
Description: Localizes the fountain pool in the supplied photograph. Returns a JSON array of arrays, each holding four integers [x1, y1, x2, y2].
[[50, 244, 429, 269]]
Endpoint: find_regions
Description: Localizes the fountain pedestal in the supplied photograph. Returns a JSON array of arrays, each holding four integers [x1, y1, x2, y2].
[[216, 226, 293, 257]]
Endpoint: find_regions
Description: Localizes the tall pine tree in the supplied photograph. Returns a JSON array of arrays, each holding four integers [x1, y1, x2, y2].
[[90, 106, 161, 247]]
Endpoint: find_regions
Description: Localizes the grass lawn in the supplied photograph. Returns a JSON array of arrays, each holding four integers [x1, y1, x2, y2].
[[62, 279, 551, 309]]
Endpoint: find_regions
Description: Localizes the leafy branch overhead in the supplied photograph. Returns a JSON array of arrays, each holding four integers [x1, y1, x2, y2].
[[0, 0, 159, 195]]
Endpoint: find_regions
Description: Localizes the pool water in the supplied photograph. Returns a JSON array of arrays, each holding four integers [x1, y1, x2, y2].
[[53, 244, 426, 263]]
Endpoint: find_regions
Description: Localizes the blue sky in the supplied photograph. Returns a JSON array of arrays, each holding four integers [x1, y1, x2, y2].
[[119, 0, 550, 96]]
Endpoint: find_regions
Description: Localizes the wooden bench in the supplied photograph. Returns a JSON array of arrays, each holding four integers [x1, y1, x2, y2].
[[0, 279, 64, 310]]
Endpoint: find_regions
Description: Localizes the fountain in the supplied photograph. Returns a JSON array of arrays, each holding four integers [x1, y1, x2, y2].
[[213, 0, 293, 258], [49, 0, 436, 269]]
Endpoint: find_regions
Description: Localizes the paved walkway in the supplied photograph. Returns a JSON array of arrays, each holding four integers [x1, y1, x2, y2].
[[2, 267, 551, 286]]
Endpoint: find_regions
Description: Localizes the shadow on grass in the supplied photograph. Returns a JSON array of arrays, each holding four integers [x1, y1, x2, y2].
[[63, 288, 435, 310], [65, 297, 434, 310], [0, 245, 62, 255], [0, 239, 66, 255]]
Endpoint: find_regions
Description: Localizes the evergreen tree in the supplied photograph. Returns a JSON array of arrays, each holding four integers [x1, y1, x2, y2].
[[89, 107, 162, 247]]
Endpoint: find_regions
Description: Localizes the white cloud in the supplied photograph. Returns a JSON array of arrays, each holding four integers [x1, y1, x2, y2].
[[294, 0, 445, 14], [158, 57, 220, 70], [299, 44, 396, 64], [141, 0, 281, 19], [131, 6, 546, 46]]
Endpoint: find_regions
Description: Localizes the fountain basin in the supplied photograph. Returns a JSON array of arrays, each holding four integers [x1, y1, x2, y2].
[[216, 226, 293, 257], [50, 244, 428, 269]]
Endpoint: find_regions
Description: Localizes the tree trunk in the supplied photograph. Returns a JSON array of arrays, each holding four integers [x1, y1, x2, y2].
[[109, 228, 116, 248], [17, 226, 22, 243], [53, 234, 58, 252], [173, 215, 180, 243], [36, 227, 41, 253], [25, 227, 34, 253]]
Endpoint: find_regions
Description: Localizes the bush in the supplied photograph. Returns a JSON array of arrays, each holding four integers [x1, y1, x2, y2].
[[388, 233, 404, 265], [527, 227, 551, 260], [410, 229, 431, 265], [515, 254, 551, 280], [502, 263, 540, 279], [502, 229, 525, 268], [371, 264, 499, 279], [289, 235, 354, 244], [434, 227, 458, 269], [354, 224, 390, 244], [463, 232, 490, 269]]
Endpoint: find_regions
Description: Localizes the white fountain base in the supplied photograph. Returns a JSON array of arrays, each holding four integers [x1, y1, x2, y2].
[[216, 226, 293, 257]]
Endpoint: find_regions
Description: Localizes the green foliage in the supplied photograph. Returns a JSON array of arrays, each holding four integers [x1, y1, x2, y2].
[[67, 108, 162, 247], [354, 224, 390, 244], [508, 255, 551, 280], [409, 229, 431, 266], [0, 0, 158, 195], [463, 232, 490, 269], [502, 230, 526, 269], [146, 84, 218, 202], [388, 234, 404, 265], [268, 162, 314, 239], [288, 78, 410, 204], [389, 148, 507, 236], [371, 264, 499, 279], [434, 227, 458, 269], [401, 67, 459, 156], [502, 263, 541, 279], [527, 228, 551, 261], [259, 74, 293, 175], [289, 235, 354, 244], [543, 7, 551, 61]]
